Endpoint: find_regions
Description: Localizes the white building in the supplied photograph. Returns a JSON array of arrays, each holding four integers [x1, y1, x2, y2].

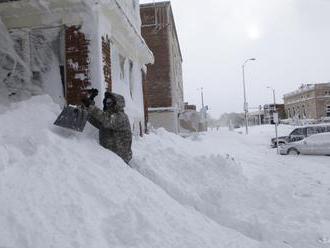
[[0, 0, 154, 135]]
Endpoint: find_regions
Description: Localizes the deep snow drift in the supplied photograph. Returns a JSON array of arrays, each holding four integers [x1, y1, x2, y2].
[[133, 126, 330, 248], [1, 95, 329, 248], [0, 95, 263, 248]]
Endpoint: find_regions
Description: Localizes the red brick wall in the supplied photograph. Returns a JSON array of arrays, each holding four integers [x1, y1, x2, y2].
[[141, 5, 172, 108], [102, 35, 112, 92], [65, 26, 91, 105]]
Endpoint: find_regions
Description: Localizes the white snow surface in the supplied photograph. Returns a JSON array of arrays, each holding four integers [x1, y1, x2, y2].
[[0, 95, 261, 248], [1, 95, 329, 248], [133, 127, 330, 248]]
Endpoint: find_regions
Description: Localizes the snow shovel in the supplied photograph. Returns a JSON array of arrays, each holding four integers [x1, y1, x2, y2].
[[54, 105, 89, 132]]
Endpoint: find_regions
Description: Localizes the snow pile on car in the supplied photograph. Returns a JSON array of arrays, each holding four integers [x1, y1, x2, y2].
[[0, 95, 266, 248]]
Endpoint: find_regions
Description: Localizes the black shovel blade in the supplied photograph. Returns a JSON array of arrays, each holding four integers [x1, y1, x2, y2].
[[54, 106, 89, 132]]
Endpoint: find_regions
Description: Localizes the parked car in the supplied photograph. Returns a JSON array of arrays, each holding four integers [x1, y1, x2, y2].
[[271, 124, 330, 148], [279, 132, 330, 155]]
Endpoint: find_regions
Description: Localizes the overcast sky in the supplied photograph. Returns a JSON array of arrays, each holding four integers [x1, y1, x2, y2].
[[140, 0, 330, 118]]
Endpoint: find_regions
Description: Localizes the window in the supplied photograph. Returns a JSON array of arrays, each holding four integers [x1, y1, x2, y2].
[[307, 126, 327, 136], [129, 60, 134, 98], [302, 105, 306, 118], [119, 54, 125, 80], [327, 105, 330, 117], [290, 128, 304, 136]]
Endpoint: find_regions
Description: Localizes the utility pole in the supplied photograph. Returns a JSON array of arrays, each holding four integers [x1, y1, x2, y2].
[[242, 58, 256, 135], [268, 86, 279, 154], [200, 87, 205, 110], [258, 105, 262, 125]]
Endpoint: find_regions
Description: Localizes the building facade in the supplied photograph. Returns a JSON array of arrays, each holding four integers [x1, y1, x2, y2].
[[284, 83, 330, 120], [0, 0, 154, 135], [263, 104, 286, 124], [248, 111, 264, 126], [140, 1, 184, 133]]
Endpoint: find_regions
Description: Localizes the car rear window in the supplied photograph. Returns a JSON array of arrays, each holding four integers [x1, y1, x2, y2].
[[307, 126, 330, 136], [291, 128, 304, 135]]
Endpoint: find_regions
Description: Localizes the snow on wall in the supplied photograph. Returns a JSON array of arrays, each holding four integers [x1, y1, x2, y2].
[[110, 39, 146, 134], [0, 1, 151, 134], [0, 18, 34, 107], [0, 15, 66, 107]]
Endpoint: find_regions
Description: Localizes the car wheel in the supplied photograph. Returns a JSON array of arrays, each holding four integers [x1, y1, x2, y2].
[[288, 148, 300, 155]]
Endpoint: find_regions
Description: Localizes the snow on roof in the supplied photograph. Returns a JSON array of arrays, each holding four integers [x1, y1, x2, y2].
[[284, 84, 315, 98]]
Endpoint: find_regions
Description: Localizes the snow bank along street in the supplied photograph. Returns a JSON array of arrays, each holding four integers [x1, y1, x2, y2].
[[1, 96, 329, 248], [0, 96, 262, 248], [134, 125, 330, 248]]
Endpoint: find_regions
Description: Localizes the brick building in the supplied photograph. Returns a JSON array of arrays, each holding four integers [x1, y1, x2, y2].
[[284, 83, 330, 120], [184, 102, 197, 111], [140, 1, 184, 133], [263, 104, 286, 124], [0, 0, 154, 135]]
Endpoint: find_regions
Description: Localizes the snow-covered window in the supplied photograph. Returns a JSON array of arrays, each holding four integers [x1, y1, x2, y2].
[[291, 128, 304, 136], [129, 60, 134, 98], [327, 105, 330, 117], [302, 105, 306, 118], [119, 54, 125, 80]]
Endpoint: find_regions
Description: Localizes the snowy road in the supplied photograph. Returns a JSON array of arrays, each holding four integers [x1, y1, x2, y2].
[[134, 125, 330, 248], [192, 126, 330, 247]]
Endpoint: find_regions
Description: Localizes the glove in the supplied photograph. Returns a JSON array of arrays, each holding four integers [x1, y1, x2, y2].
[[81, 97, 92, 108], [89, 88, 99, 100]]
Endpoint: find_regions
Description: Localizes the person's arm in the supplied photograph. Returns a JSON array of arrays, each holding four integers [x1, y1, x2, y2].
[[87, 105, 105, 129]]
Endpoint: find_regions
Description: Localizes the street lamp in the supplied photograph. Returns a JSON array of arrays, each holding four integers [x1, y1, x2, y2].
[[267, 86, 279, 154], [197, 87, 207, 131], [242, 58, 256, 135]]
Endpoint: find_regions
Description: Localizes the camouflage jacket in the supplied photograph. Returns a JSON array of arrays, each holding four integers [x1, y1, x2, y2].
[[87, 94, 132, 163]]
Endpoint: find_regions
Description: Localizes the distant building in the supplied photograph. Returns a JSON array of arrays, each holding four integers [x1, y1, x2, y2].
[[184, 102, 197, 111], [263, 104, 286, 124], [140, 1, 184, 133], [248, 111, 264, 126], [179, 102, 206, 133], [284, 83, 330, 120]]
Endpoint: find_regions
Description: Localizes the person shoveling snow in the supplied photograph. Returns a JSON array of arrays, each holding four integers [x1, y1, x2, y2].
[[81, 90, 133, 164]]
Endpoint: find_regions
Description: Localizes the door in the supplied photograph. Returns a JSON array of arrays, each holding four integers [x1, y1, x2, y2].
[[303, 134, 330, 155]]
